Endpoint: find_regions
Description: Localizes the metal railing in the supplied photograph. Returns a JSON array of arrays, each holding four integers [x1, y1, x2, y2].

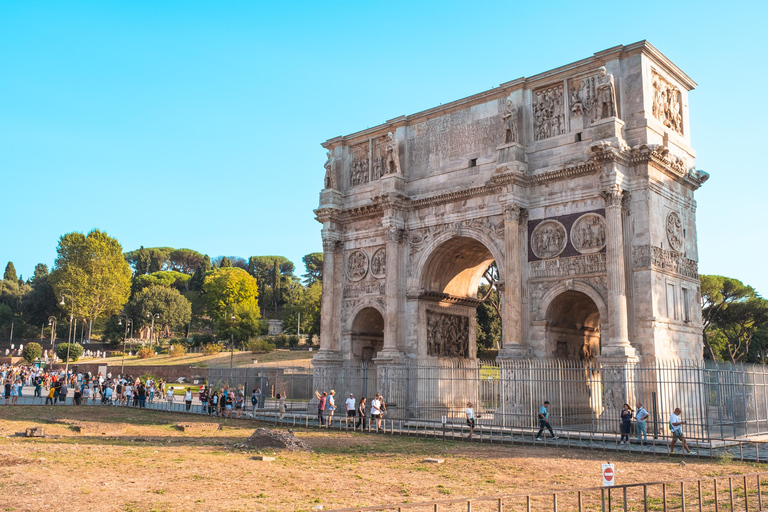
[[208, 358, 768, 441], [324, 472, 768, 512]]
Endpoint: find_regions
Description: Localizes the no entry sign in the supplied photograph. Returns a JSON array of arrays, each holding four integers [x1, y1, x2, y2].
[[602, 463, 615, 486]]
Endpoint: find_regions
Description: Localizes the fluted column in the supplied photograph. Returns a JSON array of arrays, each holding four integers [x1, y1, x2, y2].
[[378, 225, 405, 360], [600, 185, 635, 358], [498, 204, 531, 358], [317, 233, 341, 355]]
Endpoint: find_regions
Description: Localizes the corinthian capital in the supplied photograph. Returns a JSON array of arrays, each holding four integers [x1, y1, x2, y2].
[[386, 226, 408, 244], [504, 204, 527, 224], [600, 185, 624, 208], [321, 230, 343, 253]]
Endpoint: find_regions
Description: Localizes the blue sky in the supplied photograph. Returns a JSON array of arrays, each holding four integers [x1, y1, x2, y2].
[[1, 1, 766, 293]]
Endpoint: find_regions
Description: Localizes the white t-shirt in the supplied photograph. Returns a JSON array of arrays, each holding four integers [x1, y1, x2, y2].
[[670, 413, 682, 431], [167, 389, 174, 401], [327, 395, 335, 409], [371, 398, 382, 415], [185, 390, 192, 401], [466, 407, 475, 420], [345, 397, 355, 410]]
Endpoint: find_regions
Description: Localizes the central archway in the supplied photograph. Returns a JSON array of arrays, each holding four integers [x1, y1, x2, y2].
[[416, 235, 501, 359]]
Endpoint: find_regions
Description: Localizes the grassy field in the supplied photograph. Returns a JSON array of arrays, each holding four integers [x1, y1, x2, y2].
[[1, 406, 766, 512], [78, 349, 313, 368]]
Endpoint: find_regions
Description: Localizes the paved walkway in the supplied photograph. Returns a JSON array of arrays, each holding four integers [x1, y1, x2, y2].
[[8, 394, 768, 462]]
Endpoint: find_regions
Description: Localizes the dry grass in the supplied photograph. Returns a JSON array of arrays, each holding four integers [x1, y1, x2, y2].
[[0, 406, 764, 512], [79, 349, 313, 368]]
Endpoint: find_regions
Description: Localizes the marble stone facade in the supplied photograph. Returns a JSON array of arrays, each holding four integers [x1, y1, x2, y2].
[[314, 41, 707, 367]]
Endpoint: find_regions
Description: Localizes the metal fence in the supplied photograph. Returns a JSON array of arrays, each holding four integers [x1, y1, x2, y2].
[[208, 359, 768, 441], [325, 472, 768, 512]]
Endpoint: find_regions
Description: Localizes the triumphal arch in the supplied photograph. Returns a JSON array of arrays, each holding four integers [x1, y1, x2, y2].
[[314, 41, 708, 371]]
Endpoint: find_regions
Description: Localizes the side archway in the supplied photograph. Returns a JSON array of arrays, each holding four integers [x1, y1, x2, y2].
[[347, 303, 385, 362]]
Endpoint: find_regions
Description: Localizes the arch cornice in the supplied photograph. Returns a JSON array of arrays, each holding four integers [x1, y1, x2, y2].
[[534, 279, 608, 323]]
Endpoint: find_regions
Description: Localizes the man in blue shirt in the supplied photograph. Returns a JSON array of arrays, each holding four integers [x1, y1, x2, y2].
[[635, 402, 649, 445], [536, 401, 559, 441]]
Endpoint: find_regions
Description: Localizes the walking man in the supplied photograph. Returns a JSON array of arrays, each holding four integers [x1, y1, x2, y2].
[[536, 401, 559, 441], [669, 407, 695, 455], [636, 402, 649, 445]]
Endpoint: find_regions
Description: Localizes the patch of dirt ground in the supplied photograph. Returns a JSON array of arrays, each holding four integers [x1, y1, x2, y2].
[[0, 406, 765, 512]]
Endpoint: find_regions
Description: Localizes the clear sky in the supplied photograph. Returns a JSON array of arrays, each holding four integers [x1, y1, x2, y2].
[[1, 1, 765, 292]]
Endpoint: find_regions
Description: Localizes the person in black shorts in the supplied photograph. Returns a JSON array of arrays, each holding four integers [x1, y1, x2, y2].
[[345, 393, 356, 427]]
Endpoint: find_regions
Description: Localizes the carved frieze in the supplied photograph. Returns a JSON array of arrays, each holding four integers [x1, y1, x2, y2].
[[570, 213, 607, 254], [632, 245, 698, 279], [666, 211, 684, 251], [347, 250, 369, 282], [533, 84, 565, 141], [531, 220, 567, 259], [426, 310, 469, 358], [530, 253, 607, 278], [343, 277, 386, 299], [371, 136, 385, 181], [349, 142, 370, 186], [370, 248, 386, 278], [529, 281, 558, 313], [652, 70, 683, 135], [407, 107, 504, 174]]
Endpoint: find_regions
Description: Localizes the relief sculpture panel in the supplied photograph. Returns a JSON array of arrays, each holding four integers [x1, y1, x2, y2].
[[370, 247, 386, 278], [531, 220, 567, 259], [666, 212, 684, 252], [570, 213, 607, 254], [426, 310, 469, 358], [529, 253, 606, 278], [533, 84, 565, 141], [347, 250, 369, 282], [349, 142, 370, 186], [652, 70, 683, 135]]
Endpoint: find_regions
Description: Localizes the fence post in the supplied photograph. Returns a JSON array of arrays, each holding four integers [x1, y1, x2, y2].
[[644, 484, 648, 512], [744, 475, 748, 512], [729, 478, 734, 512], [681, 482, 686, 512], [715, 478, 719, 512]]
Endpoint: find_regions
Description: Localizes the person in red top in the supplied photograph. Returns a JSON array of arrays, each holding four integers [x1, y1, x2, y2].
[[314, 390, 327, 427]]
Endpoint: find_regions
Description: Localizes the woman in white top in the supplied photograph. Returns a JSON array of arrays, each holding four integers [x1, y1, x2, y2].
[[124, 384, 132, 407], [278, 392, 286, 421], [184, 389, 193, 411], [166, 387, 174, 410], [465, 402, 476, 438]]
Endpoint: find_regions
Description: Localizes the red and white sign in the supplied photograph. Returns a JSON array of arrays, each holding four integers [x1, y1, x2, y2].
[[602, 464, 615, 486]]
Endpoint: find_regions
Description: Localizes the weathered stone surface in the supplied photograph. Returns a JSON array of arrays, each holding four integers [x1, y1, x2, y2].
[[316, 41, 705, 375], [252, 455, 276, 461], [25, 427, 45, 437], [423, 458, 444, 464], [245, 429, 311, 452]]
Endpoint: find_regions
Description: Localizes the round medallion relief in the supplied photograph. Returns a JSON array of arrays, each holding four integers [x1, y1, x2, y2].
[[570, 213, 607, 254], [369, 248, 386, 278], [666, 212, 684, 252], [531, 220, 568, 259], [347, 250, 369, 282]]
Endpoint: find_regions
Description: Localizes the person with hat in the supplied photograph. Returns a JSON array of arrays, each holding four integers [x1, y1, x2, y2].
[[326, 390, 337, 427], [345, 393, 356, 427]]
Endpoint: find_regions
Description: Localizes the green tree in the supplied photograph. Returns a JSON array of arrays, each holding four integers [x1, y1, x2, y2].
[[203, 267, 260, 341], [50, 229, 132, 341], [701, 275, 757, 360], [127, 285, 192, 335], [190, 255, 212, 292], [22, 267, 59, 326], [22, 342, 43, 363], [55, 342, 84, 362], [247, 255, 295, 316], [282, 280, 322, 337], [219, 256, 232, 268], [166, 248, 204, 274], [476, 284, 502, 351], [134, 246, 151, 275], [3, 262, 17, 283], [133, 270, 191, 293], [714, 298, 768, 362], [302, 252, 323, 285], [32, 263, 48, 281]]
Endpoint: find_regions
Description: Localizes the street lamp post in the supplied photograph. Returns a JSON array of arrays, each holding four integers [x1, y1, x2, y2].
[[118, 315, 133, 376], [47, 316, 57, 349], [59, 290, 75, 375], [147, 312, 160, 352]]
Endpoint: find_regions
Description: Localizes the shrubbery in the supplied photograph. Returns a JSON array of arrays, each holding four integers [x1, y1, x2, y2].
[[22, 342, 43, 363], [248, 339, 276, 353], [55, 342, 84, 362], [202, 344, 222, 356], [137, 347, 154, 359], [168, 344, 187, 357]]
